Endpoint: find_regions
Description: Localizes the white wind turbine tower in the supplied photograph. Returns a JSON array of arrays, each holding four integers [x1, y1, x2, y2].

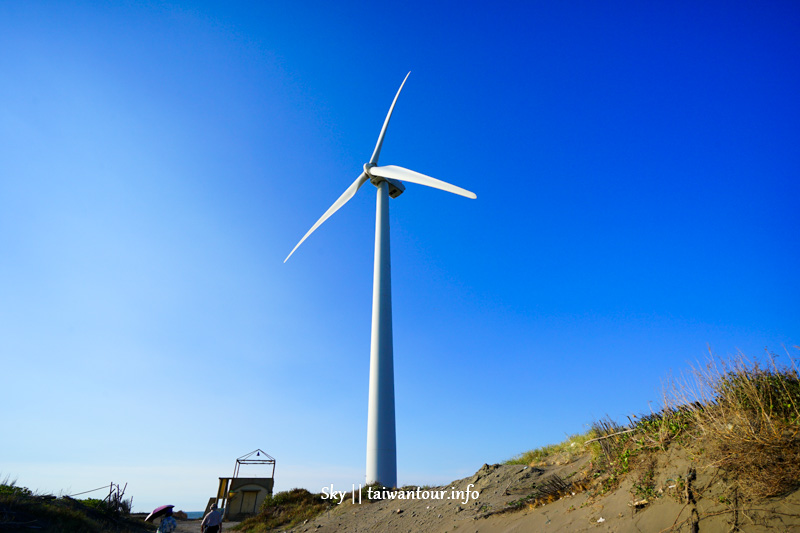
[[284, 72, 476, 488]]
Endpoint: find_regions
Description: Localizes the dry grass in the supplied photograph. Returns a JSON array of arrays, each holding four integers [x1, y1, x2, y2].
[[233, 488, 332, 532], [508, 348, 800, 503], [505, 430, 596, 466], [665, 347, 800, 499]]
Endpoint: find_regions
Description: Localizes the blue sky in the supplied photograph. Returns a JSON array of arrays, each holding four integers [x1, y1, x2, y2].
[[1, 0, 798, 513]]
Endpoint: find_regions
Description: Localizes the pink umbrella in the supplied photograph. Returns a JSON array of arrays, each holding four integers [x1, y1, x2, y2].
[[145, 504, 174, 522]]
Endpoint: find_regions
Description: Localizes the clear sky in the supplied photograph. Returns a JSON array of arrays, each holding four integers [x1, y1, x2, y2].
[[1, 0, 798, 514]]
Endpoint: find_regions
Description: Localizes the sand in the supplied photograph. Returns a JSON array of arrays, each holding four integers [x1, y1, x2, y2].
[[173, 518, 240, 532], [153, 442, 800, 532], [275, 449, 800, 532]]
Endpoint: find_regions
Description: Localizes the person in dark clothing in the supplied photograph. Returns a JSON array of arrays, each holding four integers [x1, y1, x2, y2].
[[201, 502, 223, 533]]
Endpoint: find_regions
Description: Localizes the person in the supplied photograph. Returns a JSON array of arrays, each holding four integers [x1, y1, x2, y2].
[[201, 502, 223, 533], [156, 509, 177, 533]]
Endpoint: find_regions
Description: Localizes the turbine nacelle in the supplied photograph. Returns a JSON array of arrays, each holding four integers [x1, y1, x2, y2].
[[384, 178, 406, 199], [365, 163, 406, 198]]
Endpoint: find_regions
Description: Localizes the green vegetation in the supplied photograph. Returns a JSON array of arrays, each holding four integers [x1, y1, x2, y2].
[[671, 350, 800, 499], [0, 477, 147, 533], [233, 488, 333, 532], [0, 477, 33, 498], [505, 430, 596, 466], [630, 457, 657, 500], [505, 349, 800, 504]]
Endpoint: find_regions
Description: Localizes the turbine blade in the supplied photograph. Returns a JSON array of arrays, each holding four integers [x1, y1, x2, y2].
[[284, 172, 369, 263], [370, 165, 477, 199], [369, 72, 411, 165]]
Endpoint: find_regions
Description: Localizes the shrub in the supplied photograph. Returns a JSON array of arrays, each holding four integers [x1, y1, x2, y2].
[[0, 477, 33, 498], [508, 348, 800, 503], [234, 488, 331, 532], [669, 350, 800, 498]]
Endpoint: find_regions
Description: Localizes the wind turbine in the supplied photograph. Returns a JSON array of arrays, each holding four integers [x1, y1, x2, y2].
[[284, 72, 476, 488]]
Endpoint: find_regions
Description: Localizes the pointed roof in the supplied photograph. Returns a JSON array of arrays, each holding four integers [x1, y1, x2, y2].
[[237, 449, 275, 462]]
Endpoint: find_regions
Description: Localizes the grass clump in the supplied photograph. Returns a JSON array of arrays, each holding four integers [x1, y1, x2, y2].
[[508, 348, 800, 505], [588, 349, 800, 500], [668, 349, 800, 499], [505, 430, 596, 466], [233, 488, 331, 532]]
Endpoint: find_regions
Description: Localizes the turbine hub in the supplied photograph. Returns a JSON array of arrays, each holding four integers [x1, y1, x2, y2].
[[364, 163, 405, 198], [364, 163, 380, 185]]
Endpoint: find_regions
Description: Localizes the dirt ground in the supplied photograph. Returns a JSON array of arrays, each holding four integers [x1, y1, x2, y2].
[[173, 518, 240, 532], [274, 449, 800, 533]]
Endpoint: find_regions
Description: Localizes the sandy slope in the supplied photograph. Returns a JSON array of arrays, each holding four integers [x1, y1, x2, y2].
[[275, 450, 800, 533]]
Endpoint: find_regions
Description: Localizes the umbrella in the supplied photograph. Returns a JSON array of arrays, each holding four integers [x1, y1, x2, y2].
[[145, 504, 174, 522]]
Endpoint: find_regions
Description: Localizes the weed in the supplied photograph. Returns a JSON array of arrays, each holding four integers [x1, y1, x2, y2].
[[666, 348, 800, 499], [0, 476, 33, 498], [235, 488, 332, 532], [505, 430, 596, 466], [508, 349, 800, 506], [631, 457, 657, 500]]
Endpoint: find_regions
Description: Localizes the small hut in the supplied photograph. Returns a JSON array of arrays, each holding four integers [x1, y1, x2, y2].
[[205, 449, 275, 520]]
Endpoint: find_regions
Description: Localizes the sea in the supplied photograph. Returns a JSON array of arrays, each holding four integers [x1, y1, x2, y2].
[[185, 511, 204, 520]]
